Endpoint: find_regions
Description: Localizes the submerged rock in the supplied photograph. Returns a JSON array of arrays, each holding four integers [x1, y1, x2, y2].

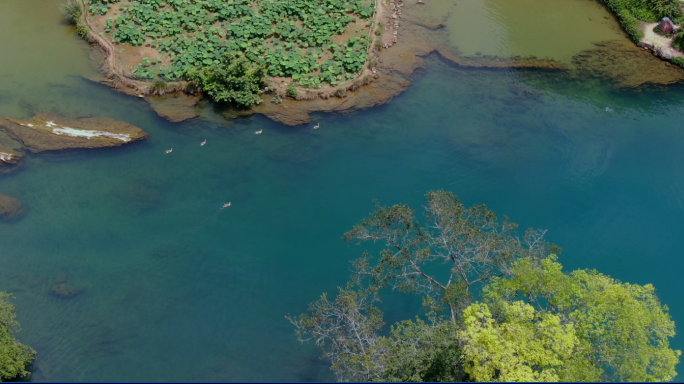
[[572, 40, 684, 88], [50, 282, 83, 298], [0, 194, 24, 220], [0, 114, 148, 152]]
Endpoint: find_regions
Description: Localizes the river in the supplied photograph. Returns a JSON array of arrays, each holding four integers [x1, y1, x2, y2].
[[1, 0, 684, 381]]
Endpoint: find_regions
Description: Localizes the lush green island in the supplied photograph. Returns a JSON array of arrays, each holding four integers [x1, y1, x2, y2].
[[63, 0, 386, 107], [290, 191, 681, 382]]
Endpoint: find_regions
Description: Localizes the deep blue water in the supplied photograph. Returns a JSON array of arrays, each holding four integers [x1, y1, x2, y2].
[[2, 2, 684, 382]]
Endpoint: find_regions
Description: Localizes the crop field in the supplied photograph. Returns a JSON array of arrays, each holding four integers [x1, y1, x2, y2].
[[87, 0, 377, 88]]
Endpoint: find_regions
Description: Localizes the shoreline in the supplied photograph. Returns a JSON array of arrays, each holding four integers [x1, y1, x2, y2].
[[75, 0, 568, 125]]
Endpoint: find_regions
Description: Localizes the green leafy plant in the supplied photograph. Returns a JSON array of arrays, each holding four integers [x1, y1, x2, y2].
[[0, 292, 36, 381], [86, 0, 376, 94], [184, 52, 265, 107], [286, 82, 299, 98]]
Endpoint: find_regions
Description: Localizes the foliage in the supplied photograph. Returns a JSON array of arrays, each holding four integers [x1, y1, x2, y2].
[[674, 29, 684, 51], [342, 190, 554, 321], [151, 78, 169, 91], [379, 319, 466, 382], [460, 301, 583, 382], [271, 94, 283, 104], [288, 286, 385, 382], [480, 255, 681, 382], [290, 190, 554, 381], [671, 56, 684, 67], [290, 191, 681, 382], [286, 83, 299, 99], [60, 0, 82, 24], [184, 52, 265, 107], [87, 0, 375, 88], [0, 292, 35, 381], [596, 0, 682, 42]]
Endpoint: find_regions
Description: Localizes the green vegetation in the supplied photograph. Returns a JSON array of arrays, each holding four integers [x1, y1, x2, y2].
[[286, 83, 299, 99], [184, 52, 265, 107], [674, 29, 684, 52], [88, 0, 375, 88], [289, 190, 681, 382], [598, 0, 682, 42], [0, 292, 35, 381], [61, 0, 89, 38], [60, 0, 82, 23]]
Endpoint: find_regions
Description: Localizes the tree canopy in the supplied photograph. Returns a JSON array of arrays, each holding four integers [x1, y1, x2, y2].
[[184, 52, 265, 107], [289, 190, 681, 382], [0, 292, 35, 381]]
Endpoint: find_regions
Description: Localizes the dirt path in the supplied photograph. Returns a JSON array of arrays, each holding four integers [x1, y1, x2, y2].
[[640, 22, 684, 59]]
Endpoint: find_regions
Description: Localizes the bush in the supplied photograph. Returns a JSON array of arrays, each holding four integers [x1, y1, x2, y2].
[[374, 29, 382, 36], [674, 30, 684, 50], [184, 52, 265, 107], [286, 83, 299, 99], [671, 57, 684, 67], [151, 79, 169, 92], [60, 0, 82, 24], [0, 292, 35, 381]]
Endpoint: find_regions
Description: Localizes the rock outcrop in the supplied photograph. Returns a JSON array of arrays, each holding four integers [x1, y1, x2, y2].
[[0, 114, 148, 152]]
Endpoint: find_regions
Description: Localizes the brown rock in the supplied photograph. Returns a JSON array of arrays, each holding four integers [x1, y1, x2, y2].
[[0, 194, 24, 220], [0, 114, 148, 153], [0, 145, 23, 165], [147, 93, 201, 122], [50, 282, 83, 298]]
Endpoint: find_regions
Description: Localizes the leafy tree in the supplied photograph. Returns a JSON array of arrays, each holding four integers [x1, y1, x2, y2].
[[290, 190, 554, 381], [342, 190, 554, 322], [184, 52, 265, 107], [473, 255, 682, 382], [290, 190, 681, 382], [460, 301, 583, 382], [0, 292, 35, 381]]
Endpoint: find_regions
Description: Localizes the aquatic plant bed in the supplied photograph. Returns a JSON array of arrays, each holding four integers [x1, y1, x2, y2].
[[86, 0, 376, 89]]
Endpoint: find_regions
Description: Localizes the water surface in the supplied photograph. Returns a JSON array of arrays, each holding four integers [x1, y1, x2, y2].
[[1, 0, 684, 382]]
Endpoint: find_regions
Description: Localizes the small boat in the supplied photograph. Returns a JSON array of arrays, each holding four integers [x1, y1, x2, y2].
[[165, 148, 173, 154], [223, 202, 232, 208], [201, 139, 206, 146], [254, 129, 263, 135]]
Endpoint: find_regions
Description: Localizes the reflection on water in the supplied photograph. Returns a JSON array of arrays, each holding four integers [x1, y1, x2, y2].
[[1, 0, 684, 382]]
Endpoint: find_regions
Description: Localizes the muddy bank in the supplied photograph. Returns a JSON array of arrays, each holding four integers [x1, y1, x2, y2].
[[0, 114, 148, 153]]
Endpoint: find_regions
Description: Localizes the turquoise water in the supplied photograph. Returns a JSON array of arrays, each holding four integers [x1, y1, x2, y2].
[[3, 1, 684, 382]]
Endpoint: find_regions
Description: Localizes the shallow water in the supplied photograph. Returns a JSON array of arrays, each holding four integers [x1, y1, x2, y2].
[[411, 0, 625, 63], [2, 0, 684, 382]]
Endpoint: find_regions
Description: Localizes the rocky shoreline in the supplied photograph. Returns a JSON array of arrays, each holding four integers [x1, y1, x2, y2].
[[0, 114, 147, 153], [0, 113, 148, 221]]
